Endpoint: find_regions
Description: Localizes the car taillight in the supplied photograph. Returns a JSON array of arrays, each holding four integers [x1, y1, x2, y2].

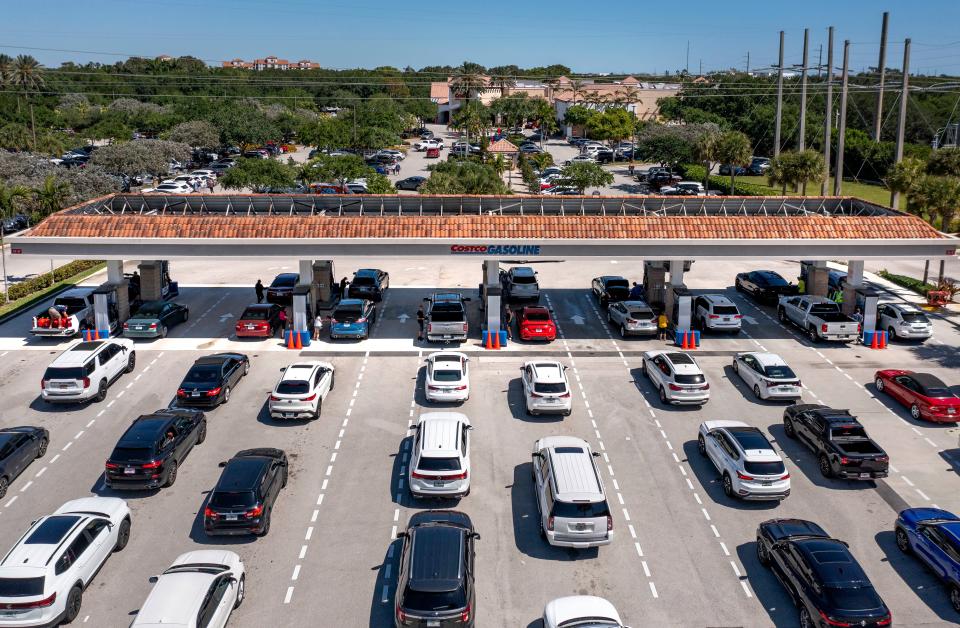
[[206, 387, 222, 397], [105, 461, 119, 470], [781, 472, 791, 480], [877, 613, 892, 626], [709, 314, 720, 319], [270, 395, 280, 401], [530, 392, 543, 398], [330, 318, 337, 325], [302, 394, 317, 401], [462, 323, 468, 332], [245, 504, 264, 518], [607, 515, 613, 531], [821, 323, 829, 333], [734, 314, 743, 319], [460, 603, 471, 623], [454, 386, 467, 390], [626, 318, 637, 324], [559, 391, 571, 398], [547, 516, 554, 531], [818, 610, 852, 627], [142, 460, 162, 469], [411, 470, 428, 479], [123, 322, 129, 329], [700, 382, 710, 390], [840, 457, 850, 465], [766, 380, 780, 387], [877, 456, 889, 462], [40, 378, 46, 390], [448, 471, 468, 481], [396, 602, 406, 622], [177, 388, 187, 397], [427, 323, 432, 332], [149, 323, 157, 329], [669, 383, 683, 391], [4, 592, 56, 609], [857, 323, 862, 333], [736, 471, 754, 481], [82, 377, 91, 389], [204, 507, 215, 518], [356, 317, 367, 324]]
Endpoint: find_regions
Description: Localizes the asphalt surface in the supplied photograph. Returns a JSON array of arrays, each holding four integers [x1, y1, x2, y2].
[[0, 257, 958, 627]]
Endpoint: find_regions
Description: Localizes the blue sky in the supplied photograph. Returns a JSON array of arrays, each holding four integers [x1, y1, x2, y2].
[[2, 0, 959, 75]]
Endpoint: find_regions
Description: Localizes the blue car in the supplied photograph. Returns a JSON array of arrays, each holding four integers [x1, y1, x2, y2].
[[329, 298, 376, 340], [895, 507, 960, 612]]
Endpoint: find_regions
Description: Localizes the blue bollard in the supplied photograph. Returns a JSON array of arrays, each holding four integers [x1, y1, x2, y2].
[[499, 329, 508, 347], [299, 330, 311, 347], [862, 329, 874, 346], [693, 330, 701, 347]]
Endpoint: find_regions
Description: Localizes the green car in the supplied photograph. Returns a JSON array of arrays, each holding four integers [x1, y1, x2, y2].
[[123, 300, 189, 338]]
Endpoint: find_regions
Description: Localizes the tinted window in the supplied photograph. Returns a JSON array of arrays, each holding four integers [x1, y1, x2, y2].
[[764, 365, 797, 379], [920, 385, 952, 398], [534, 382, 567, 394], [417, 457, 462, 471], [333, 306, 363, 321], [110, 446, 154, 462], [56, 297, 88, 313], [551, 500, 610, 518], [44, 367, 85, 380], [829, 425, 868, 439], [666, 353, 694, 365], [0, 577, 44, 597], [270, 275, 297, 288], [276, 380, 310, 394], [25, 516, 80, 544], [525, 310, 550, 321], [240, 308, 271, 320], [134, 303, 164, 316], [184, 366, 221, 383], [352, 276, 375, 286], [823, 586, 885, 612], [429, 305, 464, 322], [627, 309, 654, 320], [675, 374, 705, 385], [729, 430, 772, 451], [208, 491, 256, 509], [760, 273, 788, 286], [0, 433, 17, 450], [511, 275, 537, 284], [743, 460, 786, 475], [432, 369, 462, 382], [810, 304, 839, 315], [900, 312, 929, 323], [713, 305, 739, 315], [402, 586, 467, 613]]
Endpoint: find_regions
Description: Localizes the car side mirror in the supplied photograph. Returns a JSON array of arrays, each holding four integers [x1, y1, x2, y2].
[[466, 425, 474, 430], [218, 461, 228, 468], [396, 531, 409, 539], [592, 452, 600, 458], [149, 575, 159, 583], [471, 532, 481, 540]]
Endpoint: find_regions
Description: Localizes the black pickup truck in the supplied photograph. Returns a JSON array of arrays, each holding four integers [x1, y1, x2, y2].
[[782, 404, 889, 480]]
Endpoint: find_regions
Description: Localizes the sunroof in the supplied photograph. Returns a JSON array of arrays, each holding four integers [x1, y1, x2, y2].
[[25, 516, 80, 545]]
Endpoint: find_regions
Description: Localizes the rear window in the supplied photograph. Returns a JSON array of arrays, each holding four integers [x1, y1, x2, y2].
[[402, 586, 467, 613], [763, 365, 797, 380], [830, 425, 868, 439], [184, 366, 221, 383], [208, 491, 256, 509], [417, 457, 462, 472], [134, 303, 164, 316], [0, 577, 45, 597], [534, 382, 566, 394], [432, 369, 462, 382], [743, 460, 786, 475], [276, 380, 310, 395], [240, 308, 270, 320], [760, 273, 788, 286], [551, 500, 610, 518], [713, 305, 739, 315], [55, 297, 88, 313], [810, 304, 839, 315], [333, 307, 362, 321], [511, 275, 537, 284], [270, 275, 297, 288], [25, 516, 79, 545], [900, 312, 929, 323], [352, 276, 375, 286], [44, 366, 87, 380], [628, 309, 654, 320], [525, 310, 550, 321], [110, 446, 154, 462], [922, 387, 952, 397], [675, 374, 705, 385], [430, 307, 464, 322], [823, 586, 884, 613]]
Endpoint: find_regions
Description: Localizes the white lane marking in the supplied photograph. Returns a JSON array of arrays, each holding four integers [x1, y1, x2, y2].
[[634, 542, 644, 557], [325, 465, 333, 476], [62, 442, 72, 451], [311, 510, 319, 523], [649, 582, 659, 598], [924, 438, 938, 448], [622, 508, 630, 522], [283, 586, 294, 604], [720, 542, 730, 556], [390, 525, 398, 540], [617, 493, 625, 505], [321, 479, 328, 491], [641, 561, 651, 577], [85, 420, 95, 428], [916, 489, 931, 501], [394, 509, 400, 522], [299, 545, 308, 559], [116, 390, 125, 398], [134, 374, 142, 381], [628, 525, 637, 539], [74, 431, 84, 439], [304, 527, 314, 541], [612, 479, 620, 490], [330, 452, 337, 463], [35, 467, 47, 478], [291, 565, 301, 580], [685, 478, 694, 490], [50, 454, 60, 464], [107, 400, 115, 408], [693, 493, 702, 505], [901, 476, 915, 487], [96, 410, 105, 417], [125, 382, 134, 389], [741, 581, 753, 598], [911, 427, 922, 435], [334, 440, 341, 450], [4, 496, 17, 507], [19, 481, 32, 493], [701, 508, 711, 521], [710, 525, 720, 538], [317, 494, 324, 505]]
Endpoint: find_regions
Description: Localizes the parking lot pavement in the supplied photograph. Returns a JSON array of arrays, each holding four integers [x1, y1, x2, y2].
[[1, 255, 958, 626]]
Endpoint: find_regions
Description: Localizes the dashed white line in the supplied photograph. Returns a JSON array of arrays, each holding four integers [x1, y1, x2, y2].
[[304, 527, 314, 541], [291, 565, 301, 580], [283, 586, 294, 604]]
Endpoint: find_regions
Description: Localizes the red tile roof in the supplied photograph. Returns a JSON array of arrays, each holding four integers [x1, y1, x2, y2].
[[24, 213, 943, 241], [487, 139, 519, 153]]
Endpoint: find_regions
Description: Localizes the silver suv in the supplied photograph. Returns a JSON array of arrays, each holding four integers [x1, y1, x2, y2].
[[697, 421, 790, 501], [531, 436, 612, 548], [877, 303, 932, 341], [694, 294, 742, 332], [502, 266, 540, 302]]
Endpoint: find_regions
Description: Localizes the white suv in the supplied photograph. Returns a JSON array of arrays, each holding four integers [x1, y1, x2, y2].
[[408, 412, 472, 499], [697, 420, 790, 500], [694, 294, 742, 332], [732, 352, 802, 400], [521, 361, 572, 416], [0, 497, 131, 627], [641, 350, 710, 406], [424, 352, 470, 403], [132, 550, 245, 628], [41, 339, 135, 404], [268, 361, 335, 420], [544, 596, 626, 628], [877, 303, 933, 341]]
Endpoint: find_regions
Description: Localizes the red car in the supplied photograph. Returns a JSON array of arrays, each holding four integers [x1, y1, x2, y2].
[[235, 304, 283, 338], [518, 306, 556, 341], [874, 369, 960, 422]]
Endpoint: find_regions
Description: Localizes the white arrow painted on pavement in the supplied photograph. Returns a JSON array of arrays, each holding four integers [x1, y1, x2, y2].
[[742, 315, 759, 325], [570, 314, 585, 325], [398, 313, 410, 323], [218, 313, 234, 323]]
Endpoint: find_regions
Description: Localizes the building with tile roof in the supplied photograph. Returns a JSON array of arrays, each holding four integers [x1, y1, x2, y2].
[[221, 56, 319, 70]]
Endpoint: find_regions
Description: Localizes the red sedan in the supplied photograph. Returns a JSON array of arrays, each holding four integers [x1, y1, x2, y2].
[[874, 369, 960, 422], [518, 306, 557, 342], [235, 304, 283, 338]]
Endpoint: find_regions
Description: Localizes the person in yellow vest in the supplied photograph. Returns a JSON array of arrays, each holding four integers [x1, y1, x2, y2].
[[797, 277, 805, 294], [657, 311, 669, 341]]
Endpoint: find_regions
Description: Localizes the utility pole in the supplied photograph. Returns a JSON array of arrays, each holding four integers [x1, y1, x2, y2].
[[891, 38, 912, 209], [774, 30, 785, 157], [874, 11, 890, 141], [699, 59, 702, 76], [686, 41, 690, 74], [821, 26, 834, 195], [799, 28, 809, 152], [834, 40, 850, 196], [746, 51, 750, 74], [817, 44, 823, 78]]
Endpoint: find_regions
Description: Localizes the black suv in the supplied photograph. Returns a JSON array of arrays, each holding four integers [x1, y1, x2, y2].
[[204, 448, 288, 537], [176, 353, 250, 407], [0, 427, 49, 499], [266, 273, 299, 305], [591, 276, 630, 307], [348, 268, 390, 301], [756, 518, 891, 628], [395, 510, 479, 627], [104, 409, 206, 490]]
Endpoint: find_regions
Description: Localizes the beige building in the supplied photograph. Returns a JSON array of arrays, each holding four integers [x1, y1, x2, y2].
[[221, 56, 320, 71]]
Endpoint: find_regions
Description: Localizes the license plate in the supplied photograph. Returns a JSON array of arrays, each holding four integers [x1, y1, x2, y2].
[[284, 412, 294, 418], [191, 391, 200, 397], [58, 383, 70, 388], [135, 326, 145, 330], [859, 473, 870, 478], [427, 621, 440, 627], [443, 335, 452, 339], [535, 328, 542, 332], [723, 317, 731, 322], [433, 480, 445, 487], [245, 325, 255, 330], [949, 408, 956, 415], [124, 468, 136, 475], [1, 611, 23, 617], [574, 523, 587, 531], [761, 481, 772, 486], [225, 514, 238, 521]]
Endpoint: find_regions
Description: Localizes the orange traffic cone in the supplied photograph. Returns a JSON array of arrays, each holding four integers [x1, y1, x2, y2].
[[485, 330, 493, 350], [878, 330, 887, 349], [681, 330, 690, 350], [286, 330, 295, 350], [94, 329, 100, 340], [692, 331, 699, 350], [870, 331, 879, 350], [294, 331, 302, 350], [492, 330, 501, 350]]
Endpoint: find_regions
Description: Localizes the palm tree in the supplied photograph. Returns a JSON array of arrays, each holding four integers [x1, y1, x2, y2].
[[32, 175, 71, 218], [450, 68, 486, 105], [492, 75, 516, 97], [713, 130, 752, 193], [694, 131, 720, 190], [9, 55, 45, 148], [0, 54, 12, 86], [0, 183, 31, 219], [569, 79, 588, 107]]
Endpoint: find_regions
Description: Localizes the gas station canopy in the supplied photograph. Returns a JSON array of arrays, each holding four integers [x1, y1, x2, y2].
[[10, 193, 956, 260]]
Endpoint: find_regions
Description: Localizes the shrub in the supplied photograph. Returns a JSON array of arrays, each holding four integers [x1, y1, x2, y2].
[[682, 165, 770, 196], [4, 260, 103, 302], [877, 270, 937, 296]]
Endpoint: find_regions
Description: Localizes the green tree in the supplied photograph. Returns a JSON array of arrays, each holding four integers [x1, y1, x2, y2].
[[420, 160, 509, 195], [218, 158, 297, 192], [636, 133, 694, 169], [561, 162, 614, 194], [299, 115, 349, 151], [713, 130, 752, 192], [563, 105, 596, 137], [586, 108, 635, 149], [403, 100, 438, 127], [529, 97, 558, 142], [0, 183, 31, 218], [886, 157, 925, 212], [912, 175, 960, 232], [166, 120, 220, 148], [90, 139, 191, 178], [206, 103, 278, 151], [9, 55, 44, 148], [366, 173, 396, 194], [693, 130, 720, 190], [302, 154, 370, 189], [926, 148, 960, 177], [0, 123, 31, 152], [450, 100, 491, 146], [83, 117, 134, 144], [31, 175, 71, 217]]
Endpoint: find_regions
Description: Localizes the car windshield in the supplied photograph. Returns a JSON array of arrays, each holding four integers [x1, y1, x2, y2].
[[44, 367, 85, 380], [240, 308, 270, 320], [402, 586, 467, 613], [534, 382, 566, 394], [208, 491, 256, 509], [743, 460, 786, 475], [352, 276, 375, 286], [760, 273, 787, 286], [333, 306, 363, 321], [675, 374, 705, 385], [0, 577, 45, 597], [417, 456, 462, 471], [276, 380, 310, 395], [823, 586, 884, 612], [184, 366, 221, 383], [551, 500, 610, 518], [432, 369, 462, 382], [110, 446, 154, 462], [525, 310, 550, 321], [900, 312, 929, 323], [764, 365, 797, 379], [713, 306, 739, 315]]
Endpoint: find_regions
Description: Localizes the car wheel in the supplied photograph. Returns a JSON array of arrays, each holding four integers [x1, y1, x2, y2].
[[607, 312, 612, 323], [160, 325, 168, 339], [257, 510, 271, 537], [0, 477, 8, 500], [722, 473, 734, 498], [875, 377, 884, 392], [37, 438, 48, 458], [313, 398, 322, 420], [62, 586, 82, 624], [538, 519, 546, 539], [895, 528, 911, 553], [799, 607, 813, 628], [777, 308, 787, 323], [888, 327, 897, 341], [620, 324, 627, 338], [164, 461, 178, 487], [818, 454, 833, 478], [183, 309, 189, 322], [756, 538, 771, 566], [234, 574, 246, 609], [783, 417, 796, 438], [753, 384, 762, 399], [126, 352, 136, 373], [114, 517, 131, 551], [640, 361, 648, 377], [243, 360, 250, 376], [732, 360, 739, 374], [95, 379, 108, 403], [911, 404, 921, 420], [807, 326, 818, 342], [659, 386, 667, 404], [950, 586, 960, 614], [197, 423, 207, 444], [697, 435, 706, 456]]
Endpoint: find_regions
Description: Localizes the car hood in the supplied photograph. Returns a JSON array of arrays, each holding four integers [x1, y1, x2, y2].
[[544, 596, 622, 627]]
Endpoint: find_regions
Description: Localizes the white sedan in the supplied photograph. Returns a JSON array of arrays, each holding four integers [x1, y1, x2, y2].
[[132, 550, 245, 628], [424, 351, 470, 402], [732, 352, 802, 400], [544, 596, 628, 628], [143, 182, 192, 194], [640, 350, 710, 405]]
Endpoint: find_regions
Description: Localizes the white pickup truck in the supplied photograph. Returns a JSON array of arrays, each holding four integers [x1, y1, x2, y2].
[[777, 295, 861, 342]]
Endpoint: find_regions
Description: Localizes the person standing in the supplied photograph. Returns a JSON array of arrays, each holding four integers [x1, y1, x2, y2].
[[629, 282, 643, 300], [852, 308, 863, 324], [503, 307, 514, 340], [278, 308, 288, 331], [255, 279, 264, 303], [313, 313, 324, 340], [416, 305, 425, 342], [339, 276, 349, 298], [657, 310, 669, 341], [206, 177, 215, 193]]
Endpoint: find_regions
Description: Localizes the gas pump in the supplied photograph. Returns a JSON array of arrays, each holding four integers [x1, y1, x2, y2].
[[666, 285, 692, 331], [292, 285, 313, 345], [92, 286, 120, 337], [854, 287, 879, 332]]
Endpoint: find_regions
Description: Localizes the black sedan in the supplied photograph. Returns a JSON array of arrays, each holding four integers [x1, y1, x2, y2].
[[735, 270, 800, 304], [176, 353, 250, 407], [756, 518, 891, 628], [0, 427, 49, 499], [396, 176, 427, 191], [266, 273, 299, 305], [347, 268, 389, 301], [1, 214, 29, 234], [104, 409, 206, 490], [123, 300, 189, 338], [204, 448, 288, 537]]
